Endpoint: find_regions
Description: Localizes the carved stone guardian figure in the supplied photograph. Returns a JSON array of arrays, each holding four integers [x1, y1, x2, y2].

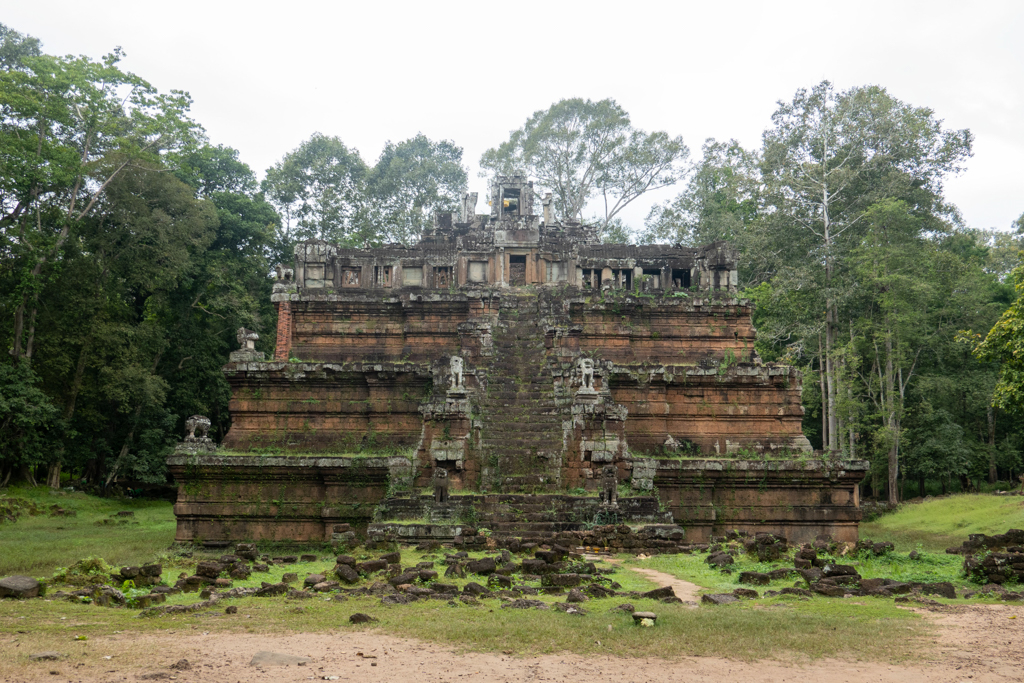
[[577, 358, 596, 394], [600, 465, 618, 507], [229, 327, 265, 363], [433, 467, 450, 504], [185, 415, 212, 442], [448, 356, 465, 393], [176, 414, 216, 455]]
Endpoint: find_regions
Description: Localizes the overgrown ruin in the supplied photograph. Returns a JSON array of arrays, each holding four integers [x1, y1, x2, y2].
[[169, 176, 868, 545]]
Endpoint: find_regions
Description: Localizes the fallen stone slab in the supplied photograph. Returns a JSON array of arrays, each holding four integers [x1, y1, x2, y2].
[[501, 599, 549, 610], [701, 593, 739, 605], [632, 611, 657, 624], [249, 651, 311, 667], [29, 652, 63, 661], [0, 575, 40, 599]]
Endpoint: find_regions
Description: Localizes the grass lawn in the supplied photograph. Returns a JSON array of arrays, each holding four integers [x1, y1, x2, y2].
[[861, 494, 1024, 552], [3, 489, 1020, 667], [0, 486, 177, 577], [0, 546, 931, 666]]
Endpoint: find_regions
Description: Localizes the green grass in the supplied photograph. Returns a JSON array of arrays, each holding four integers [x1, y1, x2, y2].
[[0, 486, 176, 577], [861, 494, 1024, 552], [0, 546, 931, 669]]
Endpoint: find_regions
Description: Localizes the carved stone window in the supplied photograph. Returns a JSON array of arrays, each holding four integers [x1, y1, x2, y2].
[[374, 266, 392, 288], [434, 266, 454, 288], [341, 267, 361, 288]]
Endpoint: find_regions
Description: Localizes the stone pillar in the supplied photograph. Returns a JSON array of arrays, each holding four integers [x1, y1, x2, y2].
[[274, 300, 292, 361]]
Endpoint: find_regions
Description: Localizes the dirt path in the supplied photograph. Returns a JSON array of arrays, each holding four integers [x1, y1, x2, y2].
[[5, 607, 1022, 683], [628, 566, 703, 605]]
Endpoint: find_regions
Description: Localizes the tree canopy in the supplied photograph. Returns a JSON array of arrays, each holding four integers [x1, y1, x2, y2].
[[480, 98, 688, 229]]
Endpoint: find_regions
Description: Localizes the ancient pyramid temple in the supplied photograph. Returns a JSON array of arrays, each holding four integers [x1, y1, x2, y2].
[[169, 175, 867, 545]]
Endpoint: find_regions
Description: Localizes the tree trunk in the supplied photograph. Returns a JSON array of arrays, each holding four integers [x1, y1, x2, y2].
[[825, 310, 839, 451], [885, 332, 898, 506], [46, 462, 61, 489], [987, 406, 997, 484], [18, 464, 37, 487], [818, 340, 828, 450]]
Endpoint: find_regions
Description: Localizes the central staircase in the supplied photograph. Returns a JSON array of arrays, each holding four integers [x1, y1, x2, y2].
[[478, 294, 565, 491]]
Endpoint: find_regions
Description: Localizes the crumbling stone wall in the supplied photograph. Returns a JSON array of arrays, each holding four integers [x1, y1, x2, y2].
[[166, 454, 403, 543]]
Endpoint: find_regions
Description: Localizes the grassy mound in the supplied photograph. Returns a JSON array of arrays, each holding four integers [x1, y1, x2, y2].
[[860, 494, 1024, 551]]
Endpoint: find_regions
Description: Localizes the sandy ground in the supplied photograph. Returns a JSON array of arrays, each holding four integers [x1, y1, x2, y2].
[[4, 572, 1022, 682]]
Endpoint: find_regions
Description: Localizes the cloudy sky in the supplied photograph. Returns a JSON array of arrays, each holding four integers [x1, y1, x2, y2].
[[6, 1, 1023, 233]]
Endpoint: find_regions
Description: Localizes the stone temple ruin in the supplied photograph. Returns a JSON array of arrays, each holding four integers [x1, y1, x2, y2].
[[168, 175, 868, 546]]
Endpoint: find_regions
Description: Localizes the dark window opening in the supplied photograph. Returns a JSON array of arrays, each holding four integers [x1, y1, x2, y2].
[[583, 450, 593, 462], [672, 268, 691, 288], [642, 268, 661, 289], [607, 268, 631, 289], [502, 188, 521, 215], [582, 268, 596, 289]]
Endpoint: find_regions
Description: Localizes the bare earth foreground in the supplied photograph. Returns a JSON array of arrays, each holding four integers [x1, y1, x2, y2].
[[2, 601, 1020, 683]]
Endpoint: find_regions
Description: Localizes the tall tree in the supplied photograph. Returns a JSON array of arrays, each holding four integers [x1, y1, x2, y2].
[[643, 138, 760, 247], [757, 81, 972, 464], [480, 98, 688, 226], [0, 39, 202, 365], [367, 134, 467, 244], [262, 133, 370, 246]]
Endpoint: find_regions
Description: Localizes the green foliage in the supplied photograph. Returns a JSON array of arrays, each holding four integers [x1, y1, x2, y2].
[[970, 261, 1024, 415], [480, 97, 687, 228], [263, 132, 468, 248], [0, 360, 59, 471], [643, 138, 759, 246]]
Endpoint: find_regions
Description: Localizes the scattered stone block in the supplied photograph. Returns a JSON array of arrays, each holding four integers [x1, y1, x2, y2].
[[0, 576, 40, 599], [631, 611, 657, 624], [641, 586, 676, 600], [701, 593, 739, 605], [738, 571, 770, 586], [335, 564, 360, 584], [349, 613, 376, 624], [194, 562, 223, 579], [467, 557, 496, 576]]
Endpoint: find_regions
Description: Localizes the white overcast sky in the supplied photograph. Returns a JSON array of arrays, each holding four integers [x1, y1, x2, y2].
[[5, 0, 1023, 233]]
